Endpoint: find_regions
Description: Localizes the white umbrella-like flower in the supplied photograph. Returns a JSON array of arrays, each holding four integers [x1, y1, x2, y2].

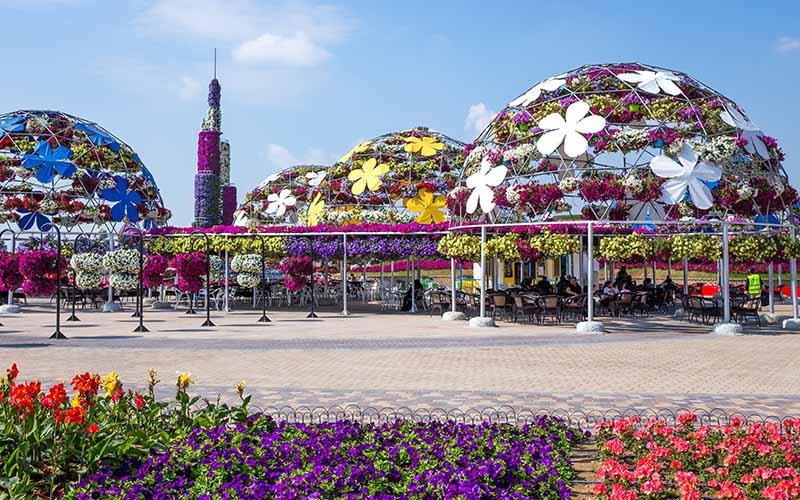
[[719, 104, 770, 160], [266, 189, 296, 217], [466, 159, 508, 214], [305, 170, 327, 187], [649, 143, 721, 210], [508, 76, 567, 107], [617, 70, 682, 96], [536, 100, 606, 158]]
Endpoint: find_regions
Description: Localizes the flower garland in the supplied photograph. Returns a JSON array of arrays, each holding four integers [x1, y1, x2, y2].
[[279, 256, 312, 292], [729, 234, 777, 262], [70, 253, 104, 290], [231, 254, 262, 289]]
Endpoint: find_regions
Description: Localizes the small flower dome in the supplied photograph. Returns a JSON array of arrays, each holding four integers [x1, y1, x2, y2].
[[452, 63, 795, 224], [234, 164, 328, 226], [0, 110, 170, 233], [322, 126, 465, 226]]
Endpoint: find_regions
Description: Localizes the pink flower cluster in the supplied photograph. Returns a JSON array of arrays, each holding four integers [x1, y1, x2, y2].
[[279, 256, 313, 292], [580, 176, 625, 203], [19, 250, 64, 297], [172, 252, 207, 293], [0, 251, 23, 291], [142, 255, 169, 288]]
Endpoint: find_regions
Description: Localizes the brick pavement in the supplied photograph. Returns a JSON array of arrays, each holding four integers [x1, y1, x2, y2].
[[1, 303, 799, 416]]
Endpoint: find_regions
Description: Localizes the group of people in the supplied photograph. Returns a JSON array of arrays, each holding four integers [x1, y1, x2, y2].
[[519, 275, 584, 297]]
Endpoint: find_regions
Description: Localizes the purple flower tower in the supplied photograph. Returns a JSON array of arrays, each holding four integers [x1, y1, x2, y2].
[[193, 65, 237, 227]]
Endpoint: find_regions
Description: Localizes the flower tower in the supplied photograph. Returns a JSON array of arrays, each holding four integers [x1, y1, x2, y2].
[[193, 67, 237, 227]]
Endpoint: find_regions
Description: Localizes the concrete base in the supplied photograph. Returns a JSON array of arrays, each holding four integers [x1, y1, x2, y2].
[[672, 308, 686, 320], [468, 317, 496, 328], [712, 322, 744, 336], [0, 304, 21, 314], [102, 302, 122, 313], [576, 321, 605, 334], [442, 311, 466, 321], [760, 312, 784, 325], [782, 318, 800, 331], [151, 301, 174, 310]]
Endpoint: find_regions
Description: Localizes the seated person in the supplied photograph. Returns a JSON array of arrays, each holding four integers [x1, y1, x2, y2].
[[661, 276, 677, 291], [565, 276, 582, 297], [556, 276, 569, 296], [520, 277, 533, 291], [536, 277, 553, 295], [642, 278, 655, 290], [602, 280, 618, 299]]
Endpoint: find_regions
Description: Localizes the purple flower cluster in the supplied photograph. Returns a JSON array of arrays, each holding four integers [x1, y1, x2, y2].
[[197, 131, 221, 175], [221, 185, 237, 226], [283, 235, 442, 261], [0, 251, 23, 291], [194, 173, 220, 227], [208, 79, 221, 109], [66, 415, 583, 499], [172, 252, 207, 292]]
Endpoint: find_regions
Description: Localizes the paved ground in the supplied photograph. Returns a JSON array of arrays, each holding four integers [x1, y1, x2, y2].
[[1, 301, 799, 416]]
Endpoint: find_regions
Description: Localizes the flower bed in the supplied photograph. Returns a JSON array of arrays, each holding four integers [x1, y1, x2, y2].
[[67, 415, 582, 499], [0, 364, 585, 499], [593, 414, 800, 500]]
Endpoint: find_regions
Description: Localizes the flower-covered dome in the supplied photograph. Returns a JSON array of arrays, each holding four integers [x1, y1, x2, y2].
[[0, 110, 170, 233], [233, 164, 327, 226], [322, 126, 465, 225], [452, 63, 795, 224]]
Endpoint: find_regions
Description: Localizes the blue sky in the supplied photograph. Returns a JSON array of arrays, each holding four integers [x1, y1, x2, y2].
[[1, 0, 799, 225]]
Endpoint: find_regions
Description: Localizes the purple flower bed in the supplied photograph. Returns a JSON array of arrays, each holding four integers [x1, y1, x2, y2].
[[65, 415, 583, 499]]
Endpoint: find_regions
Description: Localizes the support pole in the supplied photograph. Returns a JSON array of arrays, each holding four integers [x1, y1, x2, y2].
[[792, 228, 799, 321], [768, 261, 775, 314], [49, 225, 67, 339], [682, 258, 689, 296], [410, 258, 417, 313], [587, 223, 594, 322], [341, 234, 349, 316], [223, 237, 230, 312], [479, 226, 486, 319], [390, 261, 395, 289], [307, 237, 317, 319], [722, 223, 731, 323]]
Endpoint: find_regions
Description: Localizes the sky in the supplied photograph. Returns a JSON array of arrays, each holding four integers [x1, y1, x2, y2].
[[1, 0, 799, 226]]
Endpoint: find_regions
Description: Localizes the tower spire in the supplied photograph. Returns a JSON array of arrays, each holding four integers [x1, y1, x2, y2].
[[213, 48, 217, 79]]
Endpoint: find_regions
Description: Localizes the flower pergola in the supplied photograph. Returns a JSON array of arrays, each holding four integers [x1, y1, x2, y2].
[[323, 127, 465, 225], [233, 164, 328, 227], [0, 110, 170, 233], [451, 63, 796, 225]]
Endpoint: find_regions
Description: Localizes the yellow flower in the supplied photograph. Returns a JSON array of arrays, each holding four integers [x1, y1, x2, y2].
[[337, 141, 371, 164], [404, 136, 444, 157], [71, 393, 81, 408], [404, 189, 447, 224], [176, 372, 194, 392], [347, 158, 389, 195], [236, 380, 246, 400], [307, 192, 324, 227], [101, 372, 121, 397]]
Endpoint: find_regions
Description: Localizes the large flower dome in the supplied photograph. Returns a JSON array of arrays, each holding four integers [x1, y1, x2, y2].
[[323, 126, 465, 225], [233, 164, 328, 226], [451, 62, 796, 224], [0, 110, 170, 233]]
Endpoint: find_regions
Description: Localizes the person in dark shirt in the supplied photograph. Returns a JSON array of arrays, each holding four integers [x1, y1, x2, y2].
[[536, 277, 552, 294], [615, 266, 630, 287], [564, 276, 582, 296]]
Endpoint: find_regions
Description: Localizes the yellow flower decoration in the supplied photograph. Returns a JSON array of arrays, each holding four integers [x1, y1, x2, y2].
[[101, 371, 121, 397], [71, 393, 81, 408], [307, 192, 324, 226], [337, 141, 371, 164], [176, 372, 194, 392], [404, 188, 447, 224], [347, 158, 389, 195], [404, 136, 445, 157]]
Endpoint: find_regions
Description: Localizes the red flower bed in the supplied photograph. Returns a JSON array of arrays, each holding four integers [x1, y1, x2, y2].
[[593, 414, 800, 500]]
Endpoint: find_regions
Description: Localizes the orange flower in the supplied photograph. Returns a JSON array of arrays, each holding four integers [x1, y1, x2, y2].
[[9, 380, 40, 416], [63, 406, 86, 425], [6, 363, 18, 381], [71, 372, 100, 396], [40, 383, 67, 409]]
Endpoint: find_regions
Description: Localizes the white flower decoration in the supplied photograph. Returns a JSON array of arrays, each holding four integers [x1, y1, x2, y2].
[[719, 104, 770, 160], [508, 76, 567, 107], [305, 170, 327, 187], [465, 159, 508, 214], [257, 173, 280, 189], [536, 100, 606, 158], [649, 143, 721, 210], [266, 189, 297, 217], [617, 70, 682, 96]]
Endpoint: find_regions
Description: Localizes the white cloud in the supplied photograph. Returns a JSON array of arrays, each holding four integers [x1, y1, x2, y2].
[[266, 144, 333, 169], [233, 32, 329, 66], [177, 76, 202, 101], [464, 102, 496, 137], [777, 36, 800, 53]]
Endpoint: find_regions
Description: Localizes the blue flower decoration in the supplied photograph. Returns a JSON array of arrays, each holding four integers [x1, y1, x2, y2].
[[754, 213, 779, 231], [0, 116, 26, 133], [101, 176, 142, 222], [21, 141, 76, 183], [17, 209, 53, 232], [75, 122, 120, 152]]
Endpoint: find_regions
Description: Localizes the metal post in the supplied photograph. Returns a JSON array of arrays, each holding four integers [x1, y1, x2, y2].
[[379, 262, 384, 301], [390, 261, 395, 289], [778, 263, 783, 287], [722, 223, 731, 323], [190, 231, 214, 327], [131, 229, 148, 333], [257, 236, 270, 323], [768, 261, 775, 314], [362, 264, 368, 303], [49, 224, 66, 339], [341, 234, 349, 316], [410, 258, 417, 313], [307, 237, 318, 318], [791, 228, 799, 320], [587, 223, 594, 322], [682, 258, 689, 296], [223, 237, 230, 312], [578, 236, 584, 287], [6, 232, 15, 310], [479, 226, 486, 319], [450, 257, 457, 313]]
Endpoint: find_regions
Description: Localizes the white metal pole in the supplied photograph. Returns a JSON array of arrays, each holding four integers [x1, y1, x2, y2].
[[578, 236, 584, 287], [722, 223, 731, 323], [390, 261, 395, 289], [479, 226, 486, 318], [450, 257, 457, 313], [683, 258, 689, 296], [768, 261, 775, 314], [342, 234, 348, 315], [223, 239, 230, 312], [6, 233, 15, 307], [410, 258, 417, 313], [791, 228, 798, 320], [587, 223, 594, 322]]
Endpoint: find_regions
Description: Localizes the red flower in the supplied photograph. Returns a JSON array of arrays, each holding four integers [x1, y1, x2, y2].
[[9, 381, 41, 416], [71, 372, 100, 396], [6, 363, 18, 381], [40, 383, 67, 409], [63, 406, 86, 425], [86, 423, 99, 434], [133, 392, 145, 408]]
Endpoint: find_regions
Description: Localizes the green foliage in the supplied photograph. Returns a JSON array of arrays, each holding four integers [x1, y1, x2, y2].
[[436, 233, 481, 262], [485, 233, 521, 261], [730, 234, 778, 262]]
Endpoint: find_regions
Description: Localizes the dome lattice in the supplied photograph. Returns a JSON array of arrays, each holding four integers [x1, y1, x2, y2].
[[233, 164, 328, 226], [0, 110, 169, 233], [451, 62, 795, 225]]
